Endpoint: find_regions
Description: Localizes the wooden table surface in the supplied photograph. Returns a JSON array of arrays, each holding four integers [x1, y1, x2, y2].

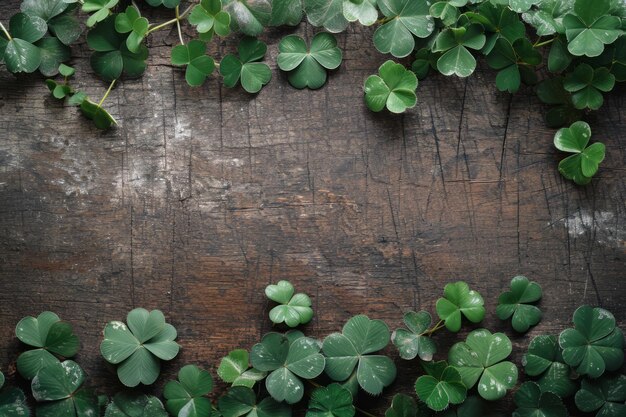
[[0, 1, 624, 414]]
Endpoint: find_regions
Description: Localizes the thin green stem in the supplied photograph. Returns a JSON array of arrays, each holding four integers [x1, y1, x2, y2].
[[425, 319, 445, 336], [147, 3, 194, 34], [0, 22, 12, 41], [376, 16, 394, 25], [534, 37, 556, 48], [175, 5, 184, 45], [98, 79, 116, 108]]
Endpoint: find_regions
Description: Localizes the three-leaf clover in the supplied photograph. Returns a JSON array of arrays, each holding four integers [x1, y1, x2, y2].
[[82, 0, 119, 27], [414, 361, 467, 412], [15, 311, 79, 380], [559, 305, 624, 378], [223, 0, 272, 36], [392, 310, 437, 361], [221, 37, 271, 94], [522, 335, 577, 397], [277, 33, 342, 90], [218, 349, 267, 388], [554, 121, 606, 185], [486, 38, 542, 93], [104, 392, 168, 417], [436, 281, 485, 332], [343, 0, 378, 26], [171, 40, 215, 87], [575, 374, 626, 417], [563, 63, 615, 110], [496, 275, 543, 333], [218, 386, 291, 417], [306, 383, 355, 417], [146, 0, 181, 8], [114, 6, 150, 53], [322, 315, 397, 395], [374, 0, 434, 58], [448, 329, 518, 401], [264, 280, 313, 327], [1, 13, 47, 74], [164, 365, 214, 417], [305, 0, 349, 33], [563, 0, 621, 57], [433, 24, 486, 77], [513, 381, 568, 417], [0, 371, 29, 417], [250, 332, 325, 404], [385, 393, 418, 417], [188, 0, 231, 37], [364, 60, 418, 114], [100, 308, 180, 387]]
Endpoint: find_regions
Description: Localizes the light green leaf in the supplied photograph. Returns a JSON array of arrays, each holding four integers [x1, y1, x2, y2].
[[415, 361, 467, 412], [171, 40, 215, 87], [305, 0, 349, 33], [343, 0, 377, 26], [435, 281, 485, 332], [392, 311, 436, 361], [364, 60, 418, 114], [374, 0, 434, 58], [223, 0, 272, 36]]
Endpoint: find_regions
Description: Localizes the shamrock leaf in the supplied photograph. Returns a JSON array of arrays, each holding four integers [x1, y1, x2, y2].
[[496, 275, 543, 333], [271, 0, 304, 26], [467, 2, 525, 54], [364, 60, 418, 114], [164, 365, 214, 417], [411, 48, 436, 80], [79, 98, 118, 130], [440, 396, 492, 417], [343, 0, 378, 26], [306, 383, 355, 417], [436, 281, 485, 332], [21, 0, 82, 46], [392, 310, 437, 361], [223, 0, 272, 36], [220, 37, 270, 94], [536, 76, 583, 128], [509, 0, 541, 13], [87, 16, 148, 81], [559, 305, 624, 378], [522, 335, 578, 398], [563, 0, 621, 57], [2, 13, 47, 74], [374, 0, 434, 58], [20, 0, 69, 21], [548, 36, 572, 73], [448, 329, 518, 401], [15, 311, 79, 380], [264, 280, 313, 327], [146, 0, 181, 8], [277, 33, 342, 90], [218, 386, 291, 417], [218, 349, 267, 388], [188, 0, 231, 37], [522, 0, 572, 36], [304, 0, 349, 33], [385, 393, 418, 417], [563, 63, 615, 110], [32, 360, 99, 417], [486, 38, 542, 93], [430, 1, 467, 27], [114, 6, 149, 53], [322, 315, 397, 396], [415, 361, 467, 412], [36, 36, 71, 77], [554, 121, 606, 184], [575, 374, 626, 417], [513, 381, 568, 417], [100, 308, 180, 387], [433, 24, 486, 77], [0, 384, 30, 417], [82, 0, 119, 28], [104, 392, 168, 417], [171, 40, 215, 87], [251, 332, 325, 404]]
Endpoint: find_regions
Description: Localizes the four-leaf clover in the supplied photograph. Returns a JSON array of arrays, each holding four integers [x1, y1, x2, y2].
[[554, 121, 606, 185], [221, 37, 272, 94], [164, 365, 214, 417], [414, 360, 467, 412], [436, 281, 486, 332], [171, 40, 216, 87], [264, 280, 313, 327], [496, 275, 543, 333], [392, 310, 436, 361], [364, 60, 418, 114]]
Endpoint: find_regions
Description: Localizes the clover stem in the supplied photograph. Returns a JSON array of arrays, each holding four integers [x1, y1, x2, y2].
[[98, 79, 116, 108], [376, 16, 393, 25], [0, 22, 12, 41], [425, 319, 445, 336], [147, 3, 194, 34], [175, 6, 184, 45], [533, 37, 556, 48]]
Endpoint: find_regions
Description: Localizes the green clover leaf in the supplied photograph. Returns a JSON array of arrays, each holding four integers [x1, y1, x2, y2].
[[563, 63, 615, 110], [547, 36, 572, 73], [217, 349, 267, 388], [392, 310, 437, 361], [513, 381, 568, 417], [223, 0, 272, 36], [15, 311, 79, 380], [221, 37, 272, 94], [364, 60, 418, 114], [100, 308, 180, 387], [20, 0, 69, 21], [439, 396, 493, 417], [430, 1, 467, 27], [146, 0, 181, 8], [563, 0, 622, 57], [509, 0, 541, 13], [435, 281, 485, 332], [304, 0, 349, 33], [271, 0, 304, 26], [2, 13, 48, 74], [82, 0, 119, 28], [251, 332, 325, 404], [522, 0, 571, 36], [536, 77, 583, 128], [277, 33, 342, 90], [114, 6, 149, 53], [415, 361, 467, 412], [607, 36, 626, 81], [433, 24, 486, 77], [559, 305, 624, 378], [31, 360, 99, 417], [36, 36, 71, 77], [264, 280, 313, 326], [189, 0, 231, 37], [79, 98, 118, 130], [385, 393, 418, 417], [575, 374, 626, 417], [20, 0, 81, 47], [486, 38, 542, 93], [343, 0, 378, 26], [411, 48, 436, 80], [554, 121, 606, 184], [522, 335, 577, 397], [448, 329, 518, 401], [322, 315, 396, 396], [171, 40, 215, 87], [496, 275, 543, 333], [218, 386, 291, 417], [0, 384, 29, 417], [104, 392, 168, 417], [467, 2, 525, 54], [164, 365, 214, 417], [374, 0, 434, 58], [306, 383, 355, 417]]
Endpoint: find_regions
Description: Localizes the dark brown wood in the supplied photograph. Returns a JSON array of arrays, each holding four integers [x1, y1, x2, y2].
[[0, 1, 624, 414]]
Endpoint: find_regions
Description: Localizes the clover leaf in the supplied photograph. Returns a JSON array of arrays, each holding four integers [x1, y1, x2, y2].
[[440, 396, 492, 417], [385, 393, 418, 417], [218, 349, 267, 388], [21, 0, 82, 47], [114, 6, 149, 53], [146, 0, 181, 8], [164, 365, 215, 417], [20, 0, 69, 21], [392, 310, 437, 361], [343, 0, 378, 26], [36, 37, 70, 77], [415, 361, 467, 412], [0, 382, 30, 417], [2, 13, 47, 74], [171, 40, 215, 87], [430, 1, 468, 27], [218, 386, 291, 417], [223, 0, 272, 36], [563, 0, 622, 57], [264, 280, 313, 327], [250, 332, 324, 404], [448, 329, 518, 401], [100, 308, 180, 387], [221, 37, 271, 94], [104, 392, 168, 417], [374, 0, 434, 58], [433, 24, 486, 77], [271, 0, 304, 26], [323, 315, 396, 396], [575, 374, 626, 417], [79, 98, 118, 130], [563, 63, 615, 110], [559, 305, 624, 378], [522, 0, 571, 36], [536, 76, 583, 128], [32, 360, 98, 417], [509, 0, 542, 13], [554, 121, 606, 185], [364, 60, 418, 114], [277, 33, 342, 90], [522, 335, 577, 398], [496, 275, 543, 333], [305, 0, 349, 33], [82, 0, 119, 28], [436, 281, 485, 332], [189, 0, 231, 37], [467, 2, 525, 54], [411, 48, 437, 80], [15, 311, 79, 380], [306, 383, 355, 417], [486, 38, 542, 93], [513, 381, 568, 417]]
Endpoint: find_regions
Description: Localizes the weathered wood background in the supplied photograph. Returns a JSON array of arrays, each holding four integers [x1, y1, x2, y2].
[[0, 1, 624, 414]]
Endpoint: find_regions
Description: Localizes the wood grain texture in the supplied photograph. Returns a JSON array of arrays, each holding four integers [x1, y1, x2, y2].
[[0, 1, 624, 414]]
